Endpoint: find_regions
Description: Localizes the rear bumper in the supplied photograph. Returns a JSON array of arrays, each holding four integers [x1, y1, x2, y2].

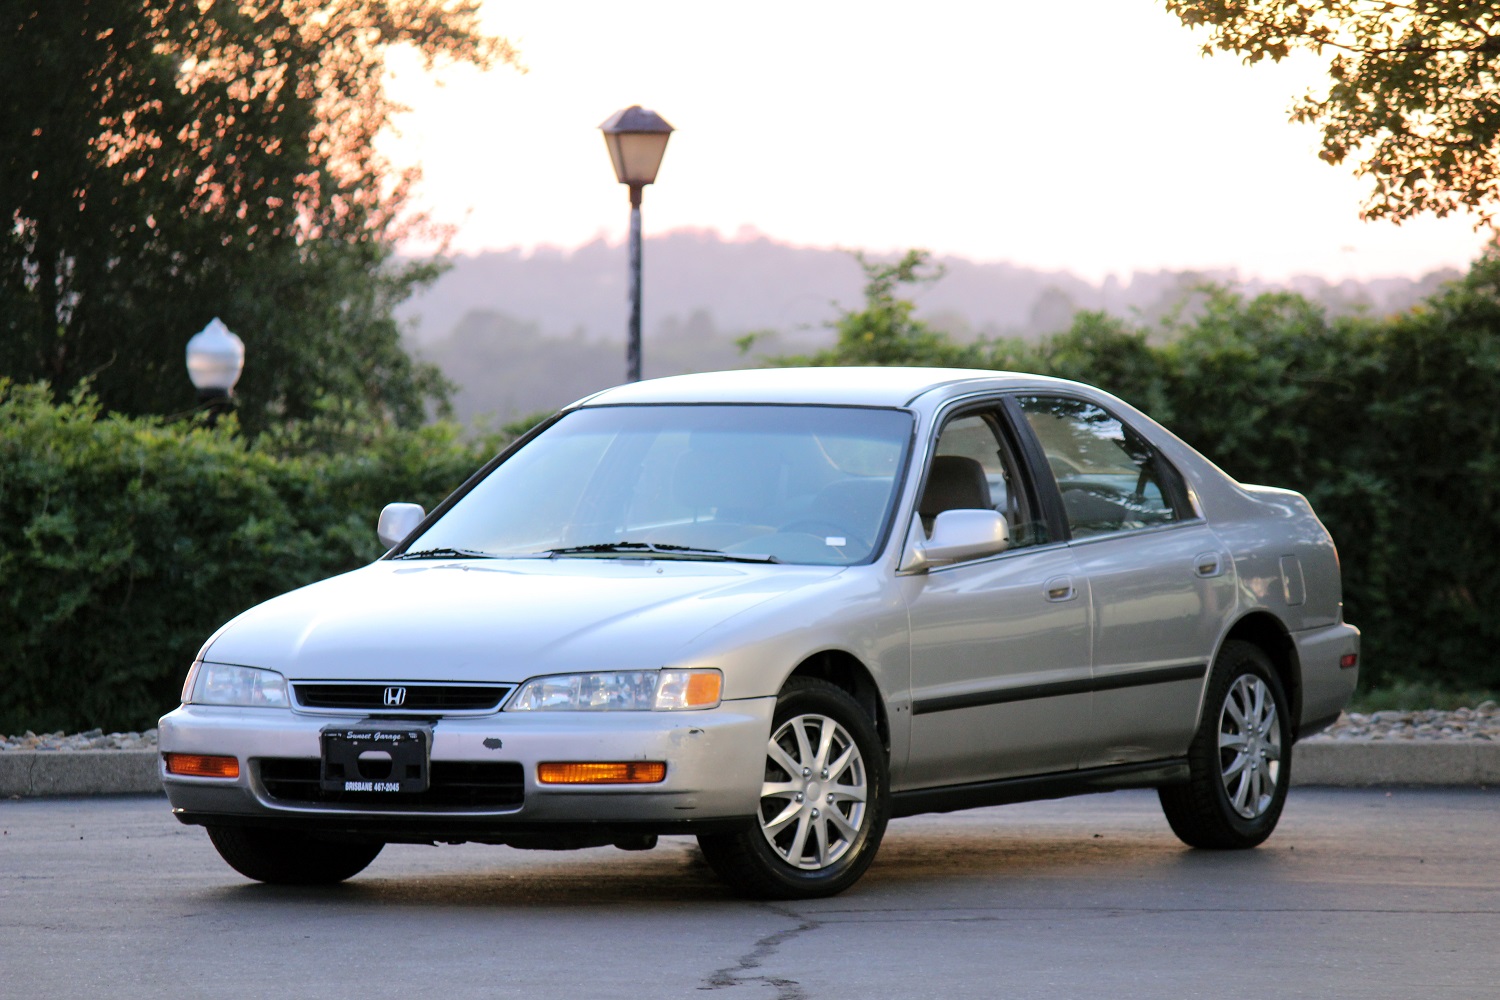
[[1293, 621, 1360, 737], [158, 697, 774, 840]]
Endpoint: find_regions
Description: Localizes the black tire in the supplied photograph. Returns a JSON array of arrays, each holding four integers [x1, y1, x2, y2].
[[206, 826, 383, 885], [698, 677, 889, 899], [1159, 640, 1292, 849]]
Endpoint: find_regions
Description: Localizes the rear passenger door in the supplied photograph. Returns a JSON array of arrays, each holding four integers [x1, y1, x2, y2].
[[1014, 395, 1236, 768]]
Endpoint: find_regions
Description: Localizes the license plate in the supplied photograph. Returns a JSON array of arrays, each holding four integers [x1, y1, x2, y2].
[[320, 723, 431, 794]]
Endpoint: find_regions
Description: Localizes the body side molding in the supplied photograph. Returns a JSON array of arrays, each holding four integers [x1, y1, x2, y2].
[[912, 663, 1207, 716]]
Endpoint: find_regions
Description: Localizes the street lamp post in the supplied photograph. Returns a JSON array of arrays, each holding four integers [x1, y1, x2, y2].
[[185, 317, 245, 424], [599, 105, 674, 383]]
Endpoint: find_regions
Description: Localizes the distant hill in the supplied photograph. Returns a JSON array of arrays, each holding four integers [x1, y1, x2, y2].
[[399, 229, 1460, 422]]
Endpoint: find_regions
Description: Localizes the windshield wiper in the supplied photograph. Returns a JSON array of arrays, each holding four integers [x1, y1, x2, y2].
[[392, 546, 497, 560], [541, 542, 778, 564]]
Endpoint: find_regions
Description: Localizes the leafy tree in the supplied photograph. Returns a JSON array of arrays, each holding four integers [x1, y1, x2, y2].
[[775, 250, 988, 368], [1166, 1, 1500, 224], [0, 2, 514, 430]]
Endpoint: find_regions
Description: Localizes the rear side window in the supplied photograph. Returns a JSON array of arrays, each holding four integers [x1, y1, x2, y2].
[[1016, 396, 1189, 539]]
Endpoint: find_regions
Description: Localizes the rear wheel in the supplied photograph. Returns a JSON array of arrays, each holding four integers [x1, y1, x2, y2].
[[698, 677, 889, 899], [206, 826, 383, 884], [1159, 640, 1291, 849]]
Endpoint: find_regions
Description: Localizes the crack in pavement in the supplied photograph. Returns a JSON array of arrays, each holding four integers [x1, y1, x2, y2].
[[701, 904, 820, 998]]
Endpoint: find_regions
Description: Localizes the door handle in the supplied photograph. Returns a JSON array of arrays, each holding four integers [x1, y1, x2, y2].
[[1194, 552, 1224, 578], [1044, 575, 1077, 602]]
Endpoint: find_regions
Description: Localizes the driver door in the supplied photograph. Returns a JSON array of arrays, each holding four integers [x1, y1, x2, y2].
[[901, 407, 1093, 788]]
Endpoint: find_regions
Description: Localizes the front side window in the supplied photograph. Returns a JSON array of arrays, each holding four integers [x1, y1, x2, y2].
[[919, 410, 1048, 547], [403, 404, 915, 566], [1016, 396, 1186, 538]]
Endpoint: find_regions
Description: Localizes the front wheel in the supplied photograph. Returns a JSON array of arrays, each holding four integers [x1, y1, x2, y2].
[[1159, 640, 1292, 849], [698, 677, 889, 899], [206, 825, 383, 884]]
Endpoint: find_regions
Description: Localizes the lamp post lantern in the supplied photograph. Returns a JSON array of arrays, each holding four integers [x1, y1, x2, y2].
[[600, 105, 673, 383], [185, 317, 245, 423]]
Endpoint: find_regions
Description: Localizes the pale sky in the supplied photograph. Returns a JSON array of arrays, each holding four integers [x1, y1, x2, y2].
[[381, 0, 1490, 282]]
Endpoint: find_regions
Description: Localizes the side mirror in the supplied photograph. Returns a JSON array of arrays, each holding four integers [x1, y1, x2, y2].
[[899, 509, 1009, 572], [377, 502, 426, 550]]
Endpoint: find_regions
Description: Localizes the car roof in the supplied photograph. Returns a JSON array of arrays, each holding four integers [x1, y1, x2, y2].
[[571, 367, 1088, 410]]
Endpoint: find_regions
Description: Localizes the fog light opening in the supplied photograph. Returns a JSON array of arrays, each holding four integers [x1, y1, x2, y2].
[[164, 753, 241, 779], [537, 761, 667, 784]]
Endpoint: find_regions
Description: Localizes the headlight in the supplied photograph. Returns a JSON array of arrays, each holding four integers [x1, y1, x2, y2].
[[180, 653, 205, 704], [507, 669, 722, 712], [189, 663, 290, 708]]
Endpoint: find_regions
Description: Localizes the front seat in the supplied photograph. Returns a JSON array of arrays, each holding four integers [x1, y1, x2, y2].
[[917, 455, 992, 535]]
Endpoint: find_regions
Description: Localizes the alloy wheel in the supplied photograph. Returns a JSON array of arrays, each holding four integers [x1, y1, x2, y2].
[[757, 712, 869, 870], [1218, 674, 1283, 819]]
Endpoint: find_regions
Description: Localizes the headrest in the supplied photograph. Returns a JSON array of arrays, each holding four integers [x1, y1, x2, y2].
[[918, 455, 992, 517]]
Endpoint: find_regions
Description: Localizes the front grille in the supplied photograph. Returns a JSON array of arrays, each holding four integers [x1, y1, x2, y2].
[[259, 758, 525, 809], [292, 683, 511, 712]]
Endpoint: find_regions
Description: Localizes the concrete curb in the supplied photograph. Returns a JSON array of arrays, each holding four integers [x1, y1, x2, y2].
[[1292, 740, 1499, 787], [1, 742, 1496, 798], [1, 750, 162, 798]]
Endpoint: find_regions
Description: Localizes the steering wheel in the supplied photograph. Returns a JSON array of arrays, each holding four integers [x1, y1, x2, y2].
[[1061, 482, 1131, 499]]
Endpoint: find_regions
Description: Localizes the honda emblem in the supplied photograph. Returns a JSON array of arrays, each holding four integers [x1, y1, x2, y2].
[[383, 686, 407, 708]]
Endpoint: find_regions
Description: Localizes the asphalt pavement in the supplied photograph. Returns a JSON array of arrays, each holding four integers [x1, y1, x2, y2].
[[1, 788, 1495, 999]]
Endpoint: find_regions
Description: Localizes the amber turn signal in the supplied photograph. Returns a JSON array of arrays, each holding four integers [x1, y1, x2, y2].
[[537, 761, 667, 784], [164, 753, 240, 779], [683, 671, 721, 707]]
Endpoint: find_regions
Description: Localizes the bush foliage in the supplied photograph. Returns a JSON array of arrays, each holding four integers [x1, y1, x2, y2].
[[6, 251, 1499, 730], [0, 384, 509, 733], [784, 249, 1500, 695]]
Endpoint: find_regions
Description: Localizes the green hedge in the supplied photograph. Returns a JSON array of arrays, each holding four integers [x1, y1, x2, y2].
[[1032, 267, 1500, 694], [0, 383, 509, 733], [787, 251, 1500, 695], [6, 255, 1499, 730]]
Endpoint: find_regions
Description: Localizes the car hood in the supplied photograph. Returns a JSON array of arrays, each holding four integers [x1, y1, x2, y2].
[[203, 558, 845, 682]]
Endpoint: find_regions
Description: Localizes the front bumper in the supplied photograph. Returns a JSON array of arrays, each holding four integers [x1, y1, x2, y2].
[[158, 698, 774, 841]]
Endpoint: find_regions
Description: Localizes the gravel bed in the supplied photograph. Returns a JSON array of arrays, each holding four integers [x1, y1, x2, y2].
[[1, 728, 159, 752], [1304, 702, 1499, 742], [3, 702, 1496, 751]]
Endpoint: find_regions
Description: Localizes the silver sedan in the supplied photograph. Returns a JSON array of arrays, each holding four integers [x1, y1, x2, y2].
[[158, 367, 1359, 898]]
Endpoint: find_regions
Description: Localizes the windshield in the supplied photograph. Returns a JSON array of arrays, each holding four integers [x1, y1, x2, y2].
[[403, 404, 914, 566]]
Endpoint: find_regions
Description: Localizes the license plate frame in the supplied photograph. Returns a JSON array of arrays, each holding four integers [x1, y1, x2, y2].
[[320, 723, 431, 794]]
